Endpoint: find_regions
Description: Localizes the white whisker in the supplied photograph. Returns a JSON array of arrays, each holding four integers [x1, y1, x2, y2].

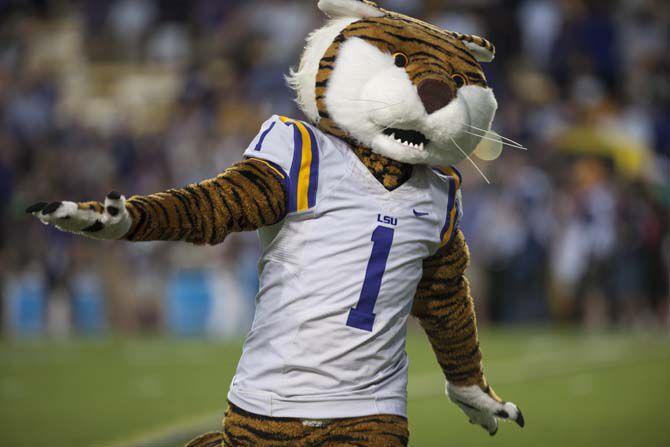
[[382, 114, 407, 131], [339, 98, 405, 113], [370, 116, 410, 138], [463, 130, 527, 151], [450, 137, 491, 185], [460, 122, 527, 150], [344, 98, 393, 106], [337, 100, 403, 113], [368, 102, 404, 113]]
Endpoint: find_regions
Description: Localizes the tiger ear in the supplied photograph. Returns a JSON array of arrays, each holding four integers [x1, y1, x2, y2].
[[317, 0, 384, 19], [453, 33, 496, 63]]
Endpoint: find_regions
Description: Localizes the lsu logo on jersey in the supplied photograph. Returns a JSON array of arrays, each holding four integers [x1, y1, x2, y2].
[[377, 214, 398, 227]]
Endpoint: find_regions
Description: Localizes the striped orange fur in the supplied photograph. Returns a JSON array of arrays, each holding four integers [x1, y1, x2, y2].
[[122, 158, 287, 245], [220, 403, 409, 447], [77, 201, 105, 213], [352, 146, 413, 191], [412, 229, 485, 387]]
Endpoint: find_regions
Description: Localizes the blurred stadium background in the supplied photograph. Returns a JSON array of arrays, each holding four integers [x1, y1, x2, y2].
[[0, 0, 668, 446]]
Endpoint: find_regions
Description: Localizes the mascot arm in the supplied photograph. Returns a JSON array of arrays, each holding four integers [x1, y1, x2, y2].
[[27, 158, 287, 245], [411, 229, 524, 435]]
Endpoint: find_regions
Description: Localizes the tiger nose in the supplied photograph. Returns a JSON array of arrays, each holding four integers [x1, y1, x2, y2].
[[417, 79, 454, 114]]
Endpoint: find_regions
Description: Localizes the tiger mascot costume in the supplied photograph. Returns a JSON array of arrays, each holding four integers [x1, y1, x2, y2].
[[28, 1, 525, 445]]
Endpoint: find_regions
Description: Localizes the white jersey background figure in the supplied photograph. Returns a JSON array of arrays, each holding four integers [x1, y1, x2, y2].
[[27, 1, 525, 446]]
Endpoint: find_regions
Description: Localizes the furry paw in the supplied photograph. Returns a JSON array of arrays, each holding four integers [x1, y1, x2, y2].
[[446, 380, 524, 436], [27, 191, 132, 240]]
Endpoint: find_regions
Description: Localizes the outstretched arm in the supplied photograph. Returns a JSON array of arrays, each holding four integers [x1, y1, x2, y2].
[[412, 229, 524, 435], [27, 158, 287, 244]]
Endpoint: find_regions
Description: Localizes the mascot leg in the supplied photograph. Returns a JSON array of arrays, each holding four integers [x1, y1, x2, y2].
[[218, 404, 409, 447], [312, 414, 409, 447]]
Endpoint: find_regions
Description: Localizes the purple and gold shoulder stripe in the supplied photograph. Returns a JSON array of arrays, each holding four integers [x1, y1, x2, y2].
[[280, 116, 320, 213], [435, 166, 462, 248]]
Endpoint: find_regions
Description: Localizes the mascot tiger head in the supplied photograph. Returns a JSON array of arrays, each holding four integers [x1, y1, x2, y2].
[[288, 0, 498, 167]]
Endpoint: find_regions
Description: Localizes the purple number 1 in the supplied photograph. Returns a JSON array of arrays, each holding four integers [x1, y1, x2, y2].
[[346, 226, 395, 331]]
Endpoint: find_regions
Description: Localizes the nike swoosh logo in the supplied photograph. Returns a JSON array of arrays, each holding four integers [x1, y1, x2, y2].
[[413, 210, 430, 217]]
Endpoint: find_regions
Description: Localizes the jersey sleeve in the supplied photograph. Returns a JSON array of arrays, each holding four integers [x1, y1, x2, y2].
[[245, 115, 294, 176], [244, 115, 321, 214]]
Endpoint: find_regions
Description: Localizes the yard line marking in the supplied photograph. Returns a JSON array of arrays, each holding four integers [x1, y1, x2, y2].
[[104, 409, 223, 447]]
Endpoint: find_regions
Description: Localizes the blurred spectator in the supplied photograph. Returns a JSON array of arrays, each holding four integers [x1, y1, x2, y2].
[[0, 0, 667, 337]]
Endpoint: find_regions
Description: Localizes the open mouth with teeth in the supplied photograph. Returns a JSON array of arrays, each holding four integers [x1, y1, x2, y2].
[[382, 128, 430, 150]]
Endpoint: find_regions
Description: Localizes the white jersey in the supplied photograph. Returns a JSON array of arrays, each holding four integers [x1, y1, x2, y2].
[[228, 115, 462, 419]]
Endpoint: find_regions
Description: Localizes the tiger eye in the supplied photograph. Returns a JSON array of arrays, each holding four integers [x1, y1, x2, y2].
[[452, 74, 467, 88], [393, 53, 409, 68]]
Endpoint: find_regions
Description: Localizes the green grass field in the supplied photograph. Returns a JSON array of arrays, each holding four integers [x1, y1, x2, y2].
[[1, 328, 669, 447]]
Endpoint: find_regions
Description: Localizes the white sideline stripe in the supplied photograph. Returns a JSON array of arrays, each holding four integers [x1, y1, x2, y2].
[[108, 338, 669, 447], [104, 410, 223, 447]]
